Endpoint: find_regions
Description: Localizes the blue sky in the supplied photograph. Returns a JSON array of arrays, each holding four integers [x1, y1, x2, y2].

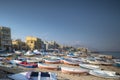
[[0, 0, 120, 51]]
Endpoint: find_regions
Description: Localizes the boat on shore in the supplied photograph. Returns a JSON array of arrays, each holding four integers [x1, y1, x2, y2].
[[62, 59, 79, 66], [19, 61, 37, 68], [89, 70, 120, 78], [44, 59, 60, 64], [8, 71, 57, 80], [113, 59, 120, 67], [38, 63, 59, 70], [61, 67, 88, 75], [24, 50, 35, 56], [79, 63, 100, 70]]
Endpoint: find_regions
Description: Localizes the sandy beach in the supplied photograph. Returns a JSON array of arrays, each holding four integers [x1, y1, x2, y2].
[[0, 63, 120, 80], [0, 54, 120, 80]]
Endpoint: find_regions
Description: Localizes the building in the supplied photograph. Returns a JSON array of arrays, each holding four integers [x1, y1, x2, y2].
[[26, 36, 41, 50], [0, 26, 12, 51], [12, 39, 27, 50], [44, 40, 60, 51]]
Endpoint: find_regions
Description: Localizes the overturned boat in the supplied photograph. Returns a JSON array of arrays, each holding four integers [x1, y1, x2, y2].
[[8, 71, 57, 80], [79, 63, 100, 70], [89, 70, 120, 78], [61, 67, 88, 75], [38, 63, 59, 70]]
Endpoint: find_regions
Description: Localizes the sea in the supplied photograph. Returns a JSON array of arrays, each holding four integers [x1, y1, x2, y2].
[[97, 51, 120, 58]]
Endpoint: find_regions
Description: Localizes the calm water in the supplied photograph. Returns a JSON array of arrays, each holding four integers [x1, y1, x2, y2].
[[98, 51, 120, 58]]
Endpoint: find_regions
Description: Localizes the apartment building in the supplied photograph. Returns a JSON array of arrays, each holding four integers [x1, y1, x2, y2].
[[0, 26, 12, 51], [12, 39, 27, 50], [26, 36, 41, 50]]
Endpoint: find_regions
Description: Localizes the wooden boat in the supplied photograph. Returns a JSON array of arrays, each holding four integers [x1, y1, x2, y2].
[[26, 71, 57, 80], [38, 63, 58, 70], [8, 72, 28, 80], [79, 63, 100, 70], [10, 60, 22, 64], [87, 59, 102, 65], [44, 59, 60, 64], [8, 71, 57, 80], [0, 53, 12, 57], [14, 51, 22, 55], [26, 58, 39, 63], [19, 61, 37, 68], [24, 50, 35, 56], [62, 59, 79, 66], [61, 67, 88, 75], [89, 70, 120, 78], [33, 49, 41, 55]]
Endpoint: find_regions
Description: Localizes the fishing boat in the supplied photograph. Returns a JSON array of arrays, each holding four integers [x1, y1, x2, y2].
[[89, 70, 120, 78], [62, 59, 79, 66], [61, 67, 88, 74], [8, 72, 28, 80], [19, 61, 37, 68], [26, 71, 57, 80], [38, 63, 58, 70], [113, 59, 120, 67], [24, 50, 35, 56], [79, 63, 100, 70], [33, 49, 41, 55], [8, 71, 57, 80], [86, 59, 102, 65], [26, 58, 39, 63], [10, 60, 22, 64], [14, 51, 22, 55], [0, 53, 12, 57], [44, 59, 60, 64]]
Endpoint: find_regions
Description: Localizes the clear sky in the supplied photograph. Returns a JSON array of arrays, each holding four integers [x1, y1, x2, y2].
[[0, 0, 120, 51]]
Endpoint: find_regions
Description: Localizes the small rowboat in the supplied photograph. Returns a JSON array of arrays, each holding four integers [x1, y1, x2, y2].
[[8, 71, 57, 80], [14, 51, 22, 55], [79, 64, 100, 70], [38, 63, 58, 70], [62, 59, 79, 66], [113, 59, 120, 67], [10, 60, 22, 64], [61, 67, 88, 74], [24, 51, 35, 56], [44, 59, 60, 64], [89, 70, 120, 78], [19, 61, 37, 68], [87, 60, 102, 65]]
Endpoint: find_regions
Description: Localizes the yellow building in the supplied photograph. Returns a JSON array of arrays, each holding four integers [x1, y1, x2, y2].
[[0, 26, 11, 51], [12, 39, 27, 50], [26, 36, 41, 50]]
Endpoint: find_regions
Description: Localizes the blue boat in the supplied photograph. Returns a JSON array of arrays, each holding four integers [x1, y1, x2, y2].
[[113, 59, 120, 67]]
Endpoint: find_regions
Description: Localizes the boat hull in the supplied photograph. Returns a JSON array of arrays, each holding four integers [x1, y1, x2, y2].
[[61, 67, 88, 75], [38, 63, 58, 70]]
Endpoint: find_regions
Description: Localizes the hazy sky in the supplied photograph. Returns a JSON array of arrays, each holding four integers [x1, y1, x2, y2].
[[0, 0, 120, 51]]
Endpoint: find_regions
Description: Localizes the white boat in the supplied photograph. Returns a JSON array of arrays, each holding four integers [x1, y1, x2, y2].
[[38, 63, 58, 70], [62, 59, 79, 66], [15, 51, 22, 55], [89, 70, 120, 78], [79, 64, 100, 70], [87, 59, 102, 65], [24, 50, 34, 56], [8, 71, 57, 80], [33, 49, 41, 55], [26, 71, 57, 80], [44, 59, 60, 64], [61, 67, 88, 74], [8, 72, 28, 80], [10, 60, 22, 64]]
